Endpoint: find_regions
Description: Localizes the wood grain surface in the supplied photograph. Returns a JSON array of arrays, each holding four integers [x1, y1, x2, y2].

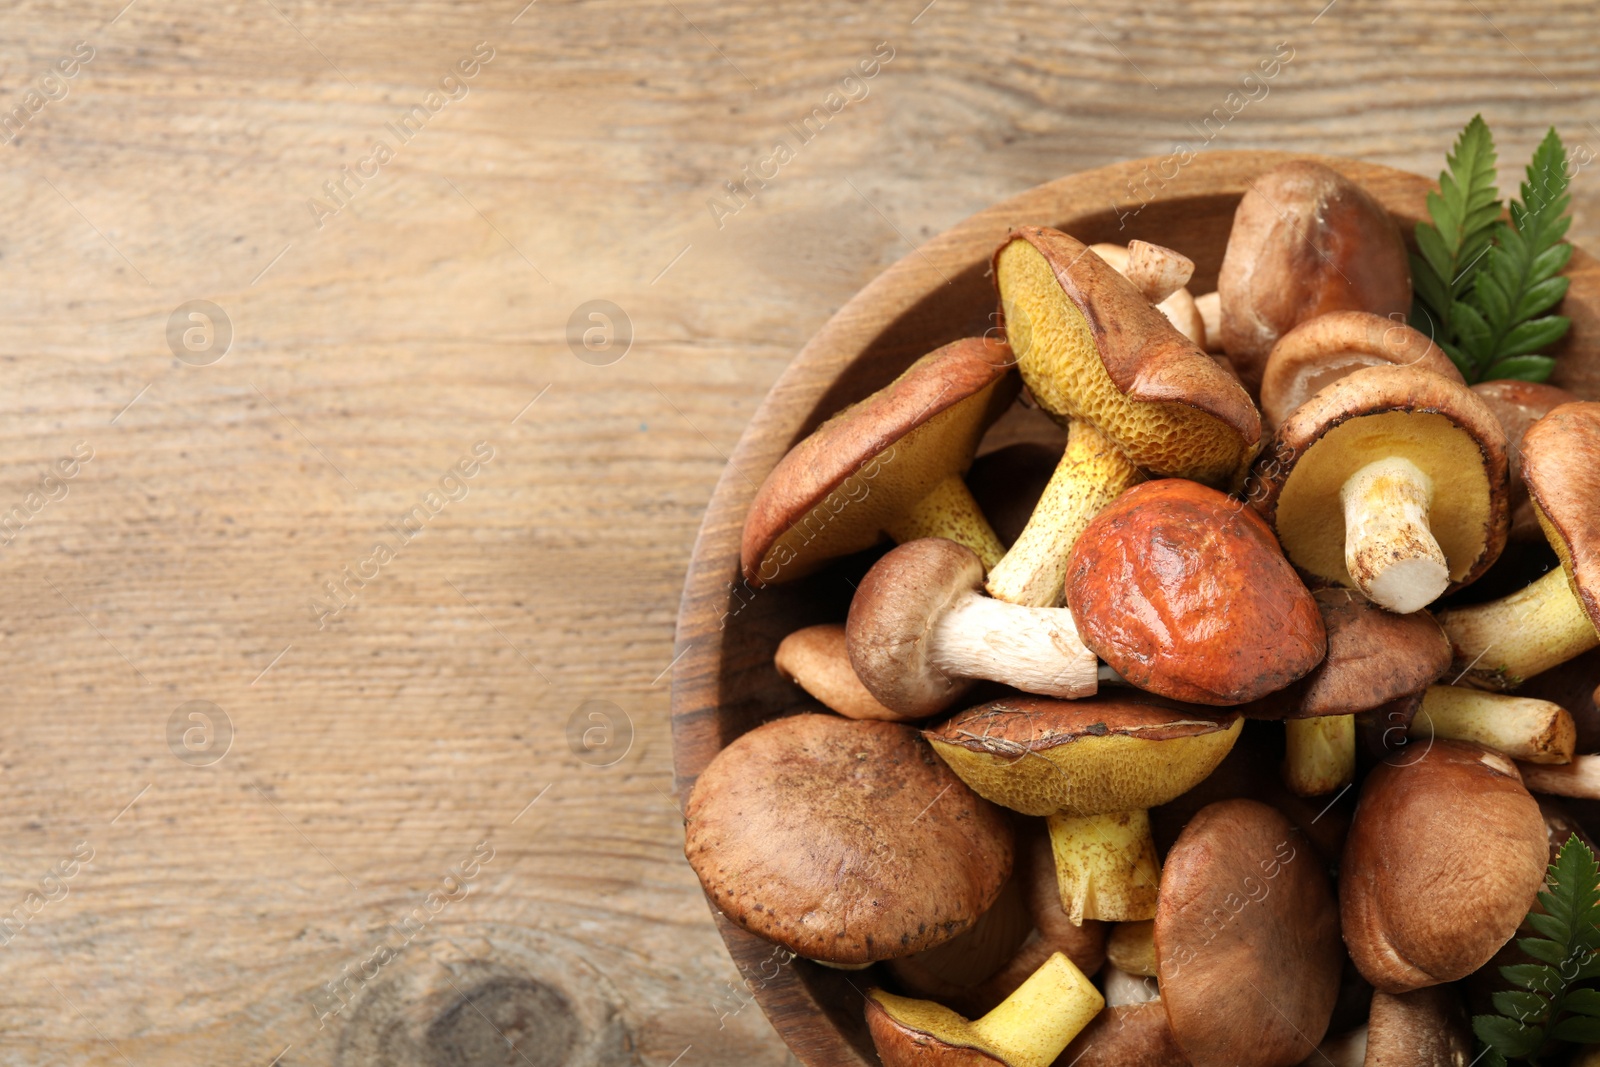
[[2, 1, 1599, 1065]]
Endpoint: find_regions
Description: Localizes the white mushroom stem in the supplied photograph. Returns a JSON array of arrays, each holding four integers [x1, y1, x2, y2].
[[1124, 240, 1195, 305], [1339, 456, 1450, 614], [884, 472, 1007, 572], [1517, 757, 1600, 800], [930, 593, 1098, 699], [1283, 715, 1355, 797], [1436, 566, 1600, 690], [1047, 810, 1161, 925], [1407, 686, 1576, 764]]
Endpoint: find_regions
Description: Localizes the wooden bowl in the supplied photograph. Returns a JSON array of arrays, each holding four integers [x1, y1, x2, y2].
[[669, 152, 1600, 1066]]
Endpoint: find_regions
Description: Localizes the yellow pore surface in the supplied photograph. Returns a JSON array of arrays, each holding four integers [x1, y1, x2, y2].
[[1277, 410, 1492, 587], [996, 240, 1243, 484], [928, 719, 1242, 817]]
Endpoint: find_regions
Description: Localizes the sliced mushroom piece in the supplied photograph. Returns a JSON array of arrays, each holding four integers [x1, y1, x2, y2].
[[1219, 160, 1412, 394], [1436, 402, 1600, 688], [984, 226, 1260, 607], [1088, 241, 1206, 345], [1247, 363, 1509, 614], [845, 538, 1097, 718], [1341, 740, 1546, 992], [683, 713, 1013, 966], [773, 623, 902, 721], [1472, 380, 1581, 543], [1060, 999, 1188, 1067], [1407, 685, 1576, 764], [1156, 799, 1342, 1067], [1065, 478, 1327, 705], [926, 695, 1241, 924], [865, 952, 1103, 1067], [741, 336, 1019, 585]]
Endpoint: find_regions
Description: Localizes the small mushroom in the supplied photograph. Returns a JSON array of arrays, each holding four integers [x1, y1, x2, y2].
[[1156, 799, 1342, 1067], [1088, 241, 1206, 345], [1065, 478, 1327, 705], [1257, 311, 1464, 431], [1340, 740, 1547, 992], [1407, 685, 1576, 764], [1436, 402, 1600, 688], [926, 695, 1241, 924], [773, 623, 902, 721], [741, 336, 1018, 585], [845, 538, 1097, 717], [865, 952, 1103, 1067], [1218, 160, 1412, 393], [683, 713, 1013, 965], [1247, 363, 1509, 614], [1361, 986, 1474, 1067], [984, 226, 1260, 607], [1105, 920, 1156, 977], [1471, 380, 1581, 543], [1059, 999, 1188, 1067]]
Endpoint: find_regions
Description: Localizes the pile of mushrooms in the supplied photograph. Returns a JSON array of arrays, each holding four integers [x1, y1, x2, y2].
[[684, 158, 1600, 1067]]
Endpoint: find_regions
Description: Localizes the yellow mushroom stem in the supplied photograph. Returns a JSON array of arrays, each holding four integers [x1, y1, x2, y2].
[[883, 471, 1006, 572], [1339, 456, 1449, 614], [1435, 567, 1600, 690], [1283, 715, 1356, 797], [1047, 810, 1160, 925], [984, 421, 1142, 607], [1407, 686, 1575, 764]]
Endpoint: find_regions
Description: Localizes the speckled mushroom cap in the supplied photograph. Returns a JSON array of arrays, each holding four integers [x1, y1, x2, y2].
[[1292, 588, 1452, 718], [683, 713, 1013, 965], [740, 336, 1019, 585], [1247, 363, 1509, 596], [1472, 380, 1581, 539], [1155, 799, 1342, 1067], [1065, 479, 1327, 705], [1523, 402, 1600, 630]]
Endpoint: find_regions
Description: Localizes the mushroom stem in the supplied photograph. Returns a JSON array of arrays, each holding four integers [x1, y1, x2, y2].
[[1194, 291, 1222, 353], [966, 952, 1105, 1065], [1407, 685, 1575, 764], [1435, 567, 1600, 690], [1283, 715, 1355, 797], [885, 472, 1007, 572], [1047, 810, 1161, 924], [1516, 756, 1600, 800], [1339, 456, 1450, 614], [984, 420, 1142, 607], [930, 593, 1098, 699]]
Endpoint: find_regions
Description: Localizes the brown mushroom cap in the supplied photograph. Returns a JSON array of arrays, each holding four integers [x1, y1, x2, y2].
[[1339, 739, 1546, 992], [1219, 160, 1412, 393], [1258, 311, 1463, 431], [1363, 986, 1472, 1067], [1065, 478, 1327, 705], [1523, 401, 1600, 630], [1247, 363, 1510, 600], [684, 713, 1014, 965], [1292, 588, 1452, 718], [1155, 798, 1342, 1067], [740, 336, 1018, 584], [1059, 1001, 1188, 1067], [773, 623, 904, 721], [1472, 380, 1581, 541]]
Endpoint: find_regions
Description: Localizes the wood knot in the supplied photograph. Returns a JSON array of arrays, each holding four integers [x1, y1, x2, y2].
[[425, 977, 580, 1067]]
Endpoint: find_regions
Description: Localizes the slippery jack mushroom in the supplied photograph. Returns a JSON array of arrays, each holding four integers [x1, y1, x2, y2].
[[1437, 402, 1600, 689], [925, 695, 1242, 924], [1471, 380, 1581, 543], [865, 952, 1103, 1067], [983, 226, 1260, 607], [740, 336, 1018, 586], [1247, 363, 1509, 615], [773, 623, 902, 721], [1088, 241, 1207, 345]]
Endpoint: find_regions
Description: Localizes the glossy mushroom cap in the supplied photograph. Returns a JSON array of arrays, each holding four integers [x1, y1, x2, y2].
[[1524, 402, 1600, 631], [773, 623, 903, 721], [1471, 380, 1580, 541], [1065, 479, 1327, 705], [1218, 160, 1412, 393], [740, 336, 1018, 585], [1156, 799, 1342, 1067], [1340, 740, 1547, 992], [684, 714, 1013, 965], [1293, 589, 1451, 718]]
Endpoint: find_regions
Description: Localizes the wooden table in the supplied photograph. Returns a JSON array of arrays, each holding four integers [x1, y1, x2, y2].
[[1, 1, 1597, 1064]]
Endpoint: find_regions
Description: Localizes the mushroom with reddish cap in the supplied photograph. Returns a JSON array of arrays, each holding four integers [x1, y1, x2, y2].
[[683, 713, 1014, 966], [1155, 798, 1343, 1067], [846, 538, 1098, 718], [1406, 685, 1576, 764], [1065, 478, 1327, 706], [773, 623, 902, 721], [1247, 363, 1510, 615], [1218, 160, 1412, 393], [983, 226, 1261, 607], [740, 336, 1019, 585], [1088, 241, 1207, 345], [1436, 402, 1600, 688], [1340, 740, 1547, 992], [925, 695, 1242, 924], [1471, 380, 1581, 543], [865, 952, 1104, 1067]]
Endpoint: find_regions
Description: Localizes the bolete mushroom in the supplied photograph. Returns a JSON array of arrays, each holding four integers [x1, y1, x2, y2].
[[1340, 740, 1547, 992], [741, 336, 1018, 585], [1247, 363, 1509, 615], [1065, 478, 1327, 705], [1471, 380, 1581, 543], [1218, 160, 1412, 393], [983, 226, 1260, 606], [773, 623, 902, 721], [1362, 986, 1474, 1067], [865, 952, 1103, 1067], [1088, 241, 1207, 345], [1436, 401, 1600, 688], [683, 713, 1013, 965], [925, 694, 1242, 924], [846, 538, 1097, 718], [1059, 999, 1188, 1067], [1406, 685, 1576, 764], [1156, 799, 1342, 1067]]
